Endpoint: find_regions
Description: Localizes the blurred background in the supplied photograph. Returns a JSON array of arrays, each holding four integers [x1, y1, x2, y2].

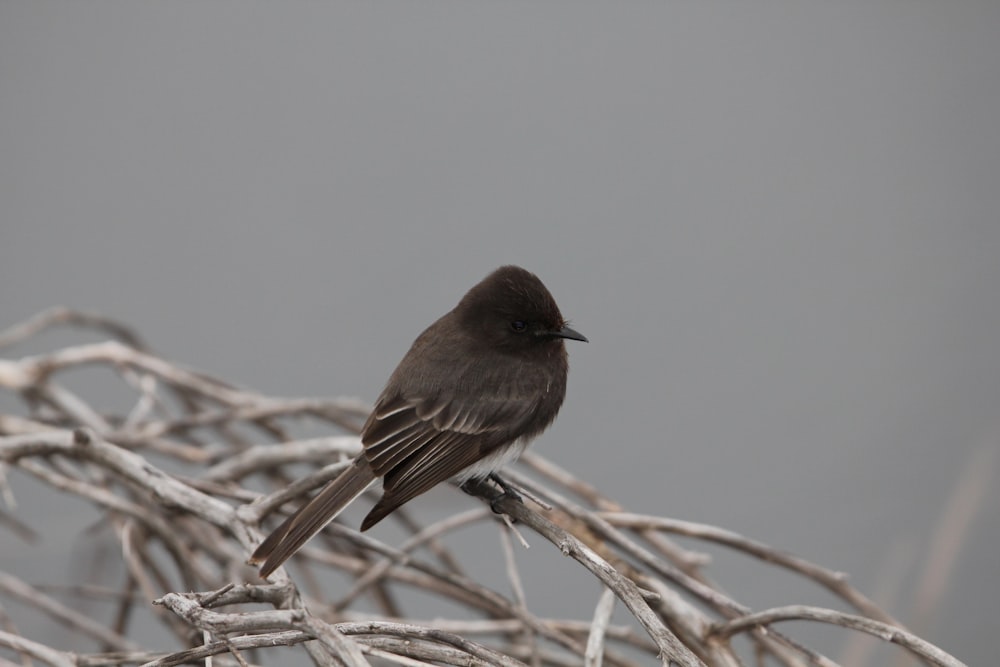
[[2, 2, 998, 664]]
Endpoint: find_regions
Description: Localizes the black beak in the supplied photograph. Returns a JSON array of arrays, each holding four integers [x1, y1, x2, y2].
[[548, 325, 588, 343]]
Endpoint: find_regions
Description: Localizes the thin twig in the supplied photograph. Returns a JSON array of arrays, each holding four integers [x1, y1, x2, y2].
[[584, 587, 616, 667]]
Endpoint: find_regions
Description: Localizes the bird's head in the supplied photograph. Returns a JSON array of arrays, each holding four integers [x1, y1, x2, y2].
[[456, 265, 587, 354]]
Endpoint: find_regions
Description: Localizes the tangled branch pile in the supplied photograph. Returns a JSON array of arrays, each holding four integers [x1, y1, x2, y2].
[[0, 309, 965, 666]]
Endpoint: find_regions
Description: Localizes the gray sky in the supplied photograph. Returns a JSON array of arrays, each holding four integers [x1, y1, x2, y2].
[[2, 2, 999, 664]]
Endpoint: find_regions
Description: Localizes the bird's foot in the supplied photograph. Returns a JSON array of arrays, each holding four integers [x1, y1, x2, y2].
[[460, 473, 523, 514], [487, 473, 523, 505]]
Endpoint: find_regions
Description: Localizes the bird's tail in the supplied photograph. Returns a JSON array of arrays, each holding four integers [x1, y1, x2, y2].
[[249, 457, 376, 578]]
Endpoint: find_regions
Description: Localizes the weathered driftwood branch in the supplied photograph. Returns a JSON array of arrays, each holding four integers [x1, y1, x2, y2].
[[0, 309, 968, 666]]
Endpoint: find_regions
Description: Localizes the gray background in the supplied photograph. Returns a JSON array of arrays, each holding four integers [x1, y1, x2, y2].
[[2, 2, 998, 665]]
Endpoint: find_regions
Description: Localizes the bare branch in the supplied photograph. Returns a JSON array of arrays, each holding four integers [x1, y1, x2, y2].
[[0, 573, 140, 651], [597, 512, 902, 627], [0, 309, 970, 667], [584, 587, 616, 667], [710, 605, 966, 667], [0, 629, 77, 667]]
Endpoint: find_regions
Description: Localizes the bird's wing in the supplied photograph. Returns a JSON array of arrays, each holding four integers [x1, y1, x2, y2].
[[359, 390, 538, 529]]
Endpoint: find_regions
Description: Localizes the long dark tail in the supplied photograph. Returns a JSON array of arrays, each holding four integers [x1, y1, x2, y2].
[[249, 457, 376, 578]]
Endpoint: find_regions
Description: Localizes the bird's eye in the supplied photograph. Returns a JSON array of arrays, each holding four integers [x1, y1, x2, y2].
[[510, 320, 528, 332]]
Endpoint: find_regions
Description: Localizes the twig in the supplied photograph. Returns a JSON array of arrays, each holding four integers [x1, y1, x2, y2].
[[0, 629, 76, 667], [710, 605, 967, 667], [0, 307, 147, 351], [0, 573, 141, 651], [597, 512, 902, 627], [584, 587, 616, 667]]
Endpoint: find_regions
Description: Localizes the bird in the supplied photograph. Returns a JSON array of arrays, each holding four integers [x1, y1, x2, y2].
[[249, 265, 586, 578]]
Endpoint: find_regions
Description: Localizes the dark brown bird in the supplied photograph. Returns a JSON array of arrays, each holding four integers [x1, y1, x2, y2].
[[249, 265, 586, 578]]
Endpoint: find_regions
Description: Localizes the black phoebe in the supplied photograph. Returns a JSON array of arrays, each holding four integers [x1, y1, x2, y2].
[[249, 265, 586, 578]]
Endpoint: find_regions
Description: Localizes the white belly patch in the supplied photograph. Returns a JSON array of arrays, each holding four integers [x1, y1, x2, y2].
[[455, 438, 531, 482]]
